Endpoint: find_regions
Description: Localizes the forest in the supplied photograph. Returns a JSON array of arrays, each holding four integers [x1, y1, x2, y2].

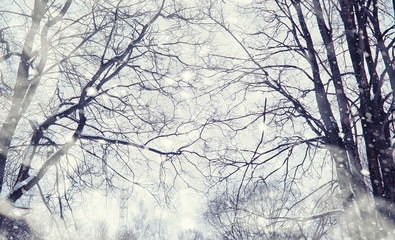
[[0, 0, 394, 239]]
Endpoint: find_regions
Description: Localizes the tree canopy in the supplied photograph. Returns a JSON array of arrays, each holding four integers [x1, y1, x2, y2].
[[1, 0, 395, 239]]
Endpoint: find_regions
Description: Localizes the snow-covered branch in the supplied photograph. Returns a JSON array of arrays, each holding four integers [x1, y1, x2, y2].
[[242, 207, 344, 222]]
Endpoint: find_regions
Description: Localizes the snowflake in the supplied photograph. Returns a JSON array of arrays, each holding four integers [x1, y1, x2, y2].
[[86, 87, 98, 97]]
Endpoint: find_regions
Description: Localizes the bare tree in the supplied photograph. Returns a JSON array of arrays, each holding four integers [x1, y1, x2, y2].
[[3, 0, 394, 238], [178, 229, 207, 240], [116, 228, 138, 240], [93, 220, 110, 240], [206, 181, 341, 239], [0, 0, 212, 236], [0, 216, 42, 240], [122, 200, 167, 240], [201, 0, 395, 239]]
